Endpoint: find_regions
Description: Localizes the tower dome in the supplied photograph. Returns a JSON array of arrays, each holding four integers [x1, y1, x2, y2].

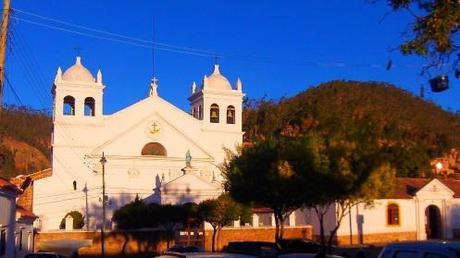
[[206, 64, 232, 90], [62, 56, 95, 83]]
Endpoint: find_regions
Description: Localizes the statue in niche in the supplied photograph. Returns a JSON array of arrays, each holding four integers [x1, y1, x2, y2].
[[186, 150, 192, 168]]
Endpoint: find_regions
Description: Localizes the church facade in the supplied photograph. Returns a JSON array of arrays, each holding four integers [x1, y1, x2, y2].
[[33, 57, 244, 230]]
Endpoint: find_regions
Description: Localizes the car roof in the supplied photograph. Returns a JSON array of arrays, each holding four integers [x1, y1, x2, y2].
[[161, 251, 257, 257], [385, 241, 460, 251]]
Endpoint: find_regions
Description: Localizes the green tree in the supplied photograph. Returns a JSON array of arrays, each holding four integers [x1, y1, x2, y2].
[[59, 210, 85, 230], [223, 137, 317, 243], [197, 194, 246, 252], [112, 196, 160, 230], [156, 204, 186, 248], [294, 125, 395, 253], [387, 0, 460, 68]]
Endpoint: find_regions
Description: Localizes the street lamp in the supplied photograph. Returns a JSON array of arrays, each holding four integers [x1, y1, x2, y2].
[[435, 161, 443, 174], [99, 152, 107, 258]]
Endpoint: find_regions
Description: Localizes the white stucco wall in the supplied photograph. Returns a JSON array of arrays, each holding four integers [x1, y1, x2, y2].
[[336, 199, 417, 239], [34, 62, 244, 231], [0, 190, 17, 258]]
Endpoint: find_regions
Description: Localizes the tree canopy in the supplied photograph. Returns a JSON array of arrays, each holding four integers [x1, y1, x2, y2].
[[197, 194, 249, 252], [387, 0, 460, 69], [243, 81, 460, 177]]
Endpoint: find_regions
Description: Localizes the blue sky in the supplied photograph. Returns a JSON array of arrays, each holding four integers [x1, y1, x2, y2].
[[4, 0, 459, 114]]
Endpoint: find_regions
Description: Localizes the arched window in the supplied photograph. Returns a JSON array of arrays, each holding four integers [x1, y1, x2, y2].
[[141, 142, 167, 156], [210, 104, 219, 123], [84, 97, 95, 116], [63, 96, 75, 116], [226, 105, 235, 124], [387, 203, 400, 225]]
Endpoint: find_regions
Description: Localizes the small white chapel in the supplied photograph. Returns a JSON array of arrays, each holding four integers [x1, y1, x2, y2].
[[33, 57, 244, 230]]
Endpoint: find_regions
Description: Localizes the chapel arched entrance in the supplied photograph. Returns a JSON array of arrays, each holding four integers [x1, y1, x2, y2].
[[425, 205, 442, 239]]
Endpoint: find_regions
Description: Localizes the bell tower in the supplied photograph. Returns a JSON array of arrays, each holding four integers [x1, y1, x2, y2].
[[52, 56, 105, 122], [188, 64, 244, 132]]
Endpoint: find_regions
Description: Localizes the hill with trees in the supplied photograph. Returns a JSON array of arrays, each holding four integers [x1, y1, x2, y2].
[[0, 106, 51, 178], [243, 80, 460, 177]]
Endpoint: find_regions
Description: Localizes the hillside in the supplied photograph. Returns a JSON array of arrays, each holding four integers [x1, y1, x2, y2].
[[0, 106, 52, 178], [243, 80, 460, 177]]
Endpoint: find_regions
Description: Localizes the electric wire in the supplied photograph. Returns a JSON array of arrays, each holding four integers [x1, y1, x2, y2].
[[4, 73, 23, 105], [12, 8, 215, 56], [9, 11, 435, 70]]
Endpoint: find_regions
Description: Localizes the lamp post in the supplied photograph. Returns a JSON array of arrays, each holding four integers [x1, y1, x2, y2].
[[435, 161, 443, 175], [99, 152, 107, 258]]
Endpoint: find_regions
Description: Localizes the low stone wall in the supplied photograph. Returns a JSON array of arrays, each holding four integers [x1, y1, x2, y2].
[[335, 231, 417, 246], [36, 229, 170, 258], [204, 226, 313, 251]]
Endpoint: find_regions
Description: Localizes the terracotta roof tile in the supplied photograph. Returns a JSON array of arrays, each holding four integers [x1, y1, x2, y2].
[[16, 205, 38, 220], [391, 177, 460, 199], [0, 176, 21, 194]]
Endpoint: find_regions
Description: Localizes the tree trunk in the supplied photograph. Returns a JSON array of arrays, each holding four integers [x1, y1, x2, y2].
[[313, 206, 327, 255], [279, 214, 285, 241], [319, 213, 326, 254], [274, 212, 281, 243], [212, 225, 218, 252]]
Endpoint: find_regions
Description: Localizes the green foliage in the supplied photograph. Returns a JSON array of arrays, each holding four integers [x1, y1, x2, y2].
[[223, 136, 318, 242], [0, 145, 16, 178], [388, 0, 460, 66], [198, 194, 243, 228], [59, 210, 85, 229], [0, 105, 51, 156], [197, 194, 247, 252], [243, 81, 460, 177], [112, 197, 202, 233], [112, 196, 159, 230], [0, 105, 51, 178]]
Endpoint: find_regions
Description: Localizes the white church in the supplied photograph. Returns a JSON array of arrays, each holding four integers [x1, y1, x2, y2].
[[31, 57, 460, 245], [33, 57, 244, 230]]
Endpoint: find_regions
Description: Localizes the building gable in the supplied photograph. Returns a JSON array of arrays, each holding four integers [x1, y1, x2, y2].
[[90, 96, 214, 159], [415, 178, 455, 199]]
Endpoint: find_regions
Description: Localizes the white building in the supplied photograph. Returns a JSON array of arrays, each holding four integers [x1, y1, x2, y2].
[[0, 177, 21, 258], [299, 178, 460, 244], [34, 57, 244, 231]]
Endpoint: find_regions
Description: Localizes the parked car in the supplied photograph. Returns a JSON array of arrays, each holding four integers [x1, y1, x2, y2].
[[223, 241, 281, 258], [279, 254, 344, 258], [157, 252, 258, 257], [24, 252, 67, 258], [378, 241, 460, 258], [167, 245, 205, 253], [278, 239, 321, 254]]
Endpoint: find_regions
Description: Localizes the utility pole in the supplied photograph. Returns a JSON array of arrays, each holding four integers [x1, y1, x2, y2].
[[99, 152, 107, 258], [0, 0, 10, 110]]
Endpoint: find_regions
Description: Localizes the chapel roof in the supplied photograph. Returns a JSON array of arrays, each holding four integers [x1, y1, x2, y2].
[[392, 177, 460, 199], [62, 56, 95, 83], [205, 64, 233, 90]]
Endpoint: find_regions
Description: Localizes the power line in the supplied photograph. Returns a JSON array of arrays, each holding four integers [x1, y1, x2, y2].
[[4, 73, 23, 105], [10, 16, 216, 58], [12, 8, 215, 55], [10, 10, 436, 70]]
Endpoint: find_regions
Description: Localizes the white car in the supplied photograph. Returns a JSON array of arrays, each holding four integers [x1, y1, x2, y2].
[[378, 241, 460, 258], [278, 254, 344, 258], [156, 252, 258, 257]]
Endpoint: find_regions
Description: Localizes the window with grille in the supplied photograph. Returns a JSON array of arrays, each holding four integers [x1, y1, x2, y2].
[[387, 203, 400, 225]]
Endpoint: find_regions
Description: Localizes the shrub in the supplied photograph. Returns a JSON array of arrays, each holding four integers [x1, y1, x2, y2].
[[59, 210, 85, 229]]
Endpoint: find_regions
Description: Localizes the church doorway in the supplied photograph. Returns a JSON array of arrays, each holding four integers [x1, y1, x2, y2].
[[425, 205, 442, 239]]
